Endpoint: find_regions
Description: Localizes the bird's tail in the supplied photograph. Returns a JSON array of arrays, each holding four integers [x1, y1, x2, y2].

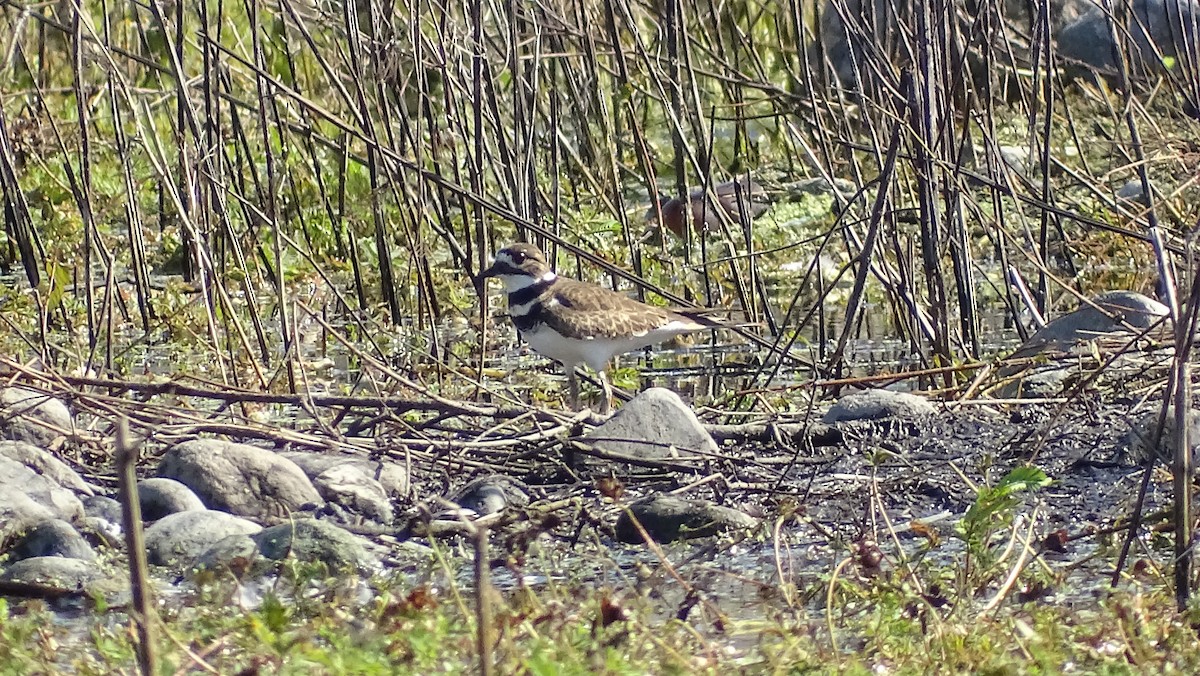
[[673, 308, 761, 331]]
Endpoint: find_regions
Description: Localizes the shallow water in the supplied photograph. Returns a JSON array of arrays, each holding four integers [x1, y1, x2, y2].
[[0, 260, 1167, 660]]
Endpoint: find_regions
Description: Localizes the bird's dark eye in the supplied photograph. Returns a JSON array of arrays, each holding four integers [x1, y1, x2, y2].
[[511, 251, 526, 263]]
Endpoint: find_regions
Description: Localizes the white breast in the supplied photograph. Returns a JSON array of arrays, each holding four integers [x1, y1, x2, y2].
[[523, 322, 693, 372]]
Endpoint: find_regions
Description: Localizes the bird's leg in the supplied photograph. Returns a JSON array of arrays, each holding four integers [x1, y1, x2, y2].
[[597, 369, 613, 415], [567, 367, 581, 411]]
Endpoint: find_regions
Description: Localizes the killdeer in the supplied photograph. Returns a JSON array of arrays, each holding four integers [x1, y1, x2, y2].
[[481, 243, 721, 413], [645, 178, 771, 239]]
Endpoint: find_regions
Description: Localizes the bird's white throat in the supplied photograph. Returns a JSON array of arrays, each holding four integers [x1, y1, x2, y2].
[[499, 270, 556, 293]]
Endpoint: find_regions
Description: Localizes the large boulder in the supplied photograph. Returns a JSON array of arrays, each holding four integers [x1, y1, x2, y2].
[[1022, 291, 1169, 351], [137, 478, 206, 520], [5, 519, 96, 562], [253, 519, 379, 572], [1059, 0, 1199, 81], [0, 441, 95, 496], [816, 0, 1089, 95], [158, 439, 321, 520], [997, 291, 1171, 398], [144, 510, 262, 568], [196, 519, 380, 575], [1120, 406, 1200, 466], [614, 494, 757, 544], [281, 452, 409, 525], [823, 390, 936, 423], [580, 388, 719, 463], [0, 556, 106, 590], [0, 388, 73, 447], [0, 456, 84, 540]]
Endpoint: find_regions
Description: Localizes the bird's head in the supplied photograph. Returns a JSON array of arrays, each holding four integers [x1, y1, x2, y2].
[[481, 243, 556, 292]]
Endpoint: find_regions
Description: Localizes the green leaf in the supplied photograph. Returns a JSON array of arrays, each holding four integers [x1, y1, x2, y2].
[[958, 466, 1051, 555], [993, 466, 1051, 495]]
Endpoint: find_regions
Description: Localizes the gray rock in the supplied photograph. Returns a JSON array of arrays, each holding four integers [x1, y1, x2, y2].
[[193, 533, 260, 572], [1116, 179, 1152, 205], [999, 146, 1031, 175], [195, 519, 380, 575], [138, 477, 206, 520], [81, 495, 125, 541], [1060, 0, 1198, 80], [0, 388, 73, 447], [818, 0, 927, 90], [6, 519, 96, 561], [823, 390, 936, 423], [816, 0, 1085, 93], [785, 176, 858, 198], [614, 494, 757, 544], [1006, 368, 1076, 399], [82, 495, 123, 524], [370, 463, 409, 499], [0, 456, 84, 538], [1022, 291, 1168, 349], [1121, 406, 1200, 465], [282, 452, 408, 524], [0, 441, 95, 496], [253, 519, 379, 572], [820, 0, 897, 89], [0, 556, 104, 589], [0, 489, 57, 538], [310, 464, 391, 522], [996, 291, 1173, 398], [144, 510, 262, 568], [78, 515, 123, 547], [158, 439, 321, 520], [445, 475, 530, 517], [581, 388, 719, 461]]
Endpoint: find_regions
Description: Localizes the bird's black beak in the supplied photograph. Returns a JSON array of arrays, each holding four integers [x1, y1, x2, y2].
[[477, 260, 507, 288], [481, 258, 522, 279]]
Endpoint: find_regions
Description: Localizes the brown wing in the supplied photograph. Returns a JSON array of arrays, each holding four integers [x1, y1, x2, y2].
[[545, 279, 705, 341]]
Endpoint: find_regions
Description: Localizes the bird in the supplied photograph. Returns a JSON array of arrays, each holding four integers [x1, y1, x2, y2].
[[480, 243, 723, 414], [645, 178, 771, 239]]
